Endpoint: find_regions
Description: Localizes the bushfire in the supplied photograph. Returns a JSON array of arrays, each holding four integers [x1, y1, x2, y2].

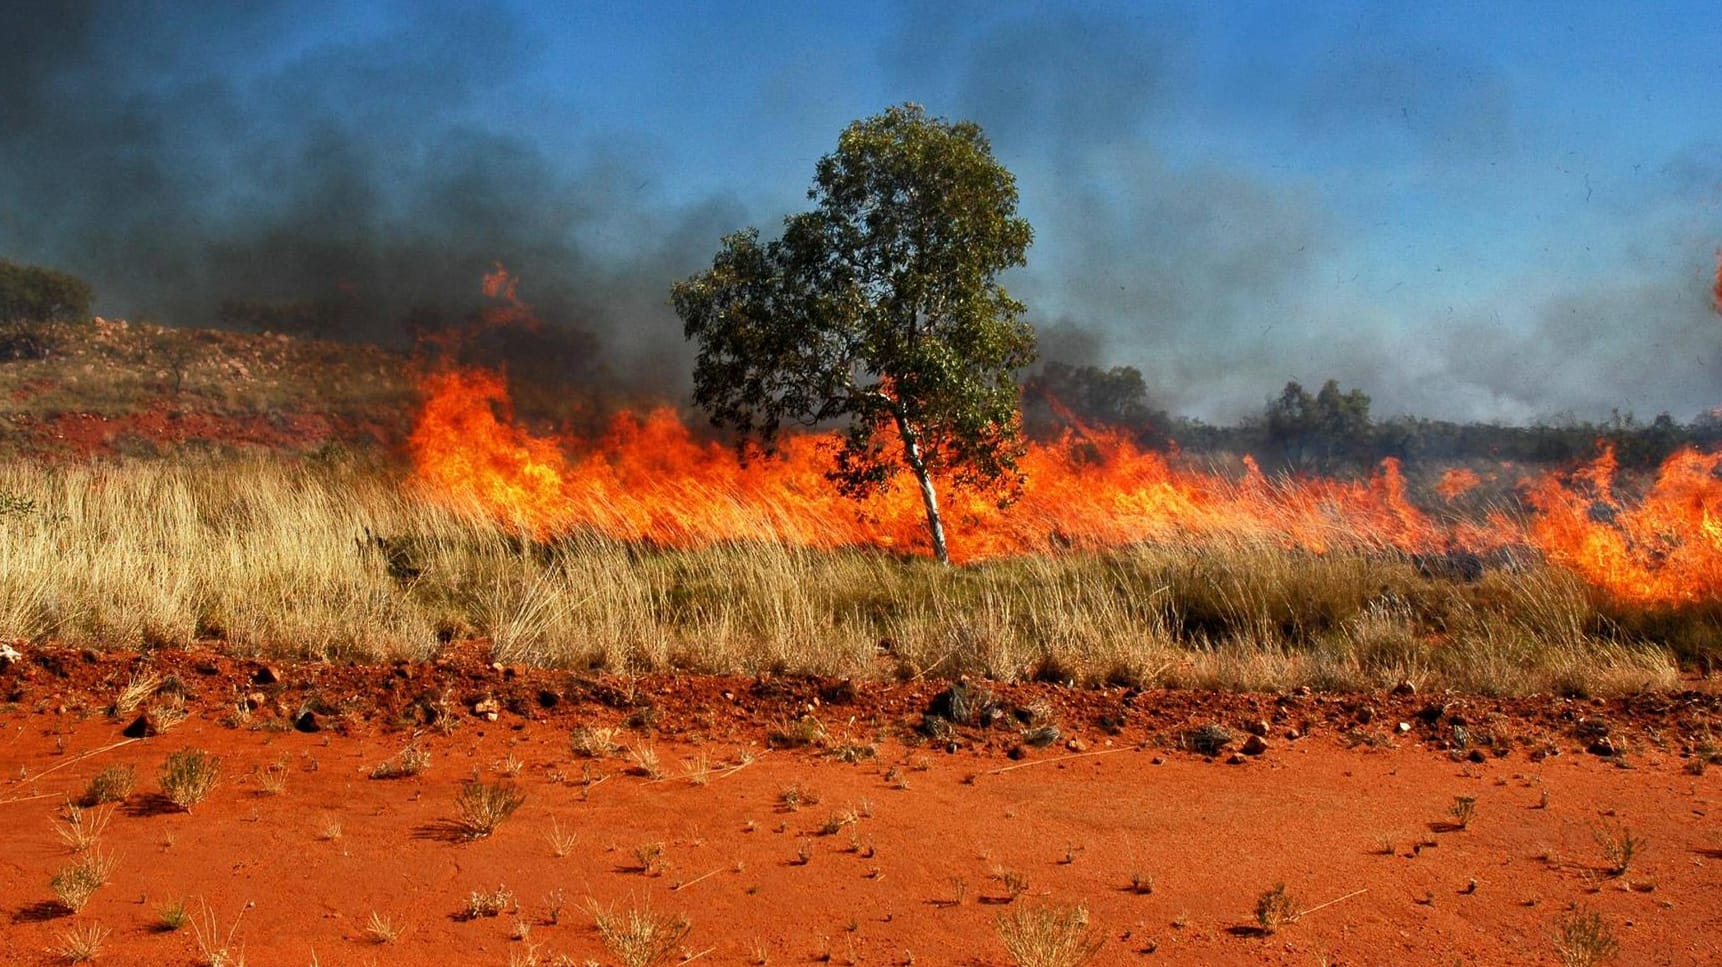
[[407, 364, 1722, 607]]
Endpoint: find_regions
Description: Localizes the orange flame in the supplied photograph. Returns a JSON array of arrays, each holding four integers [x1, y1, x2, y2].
[[1435, 467, 1482, 501], [406, 268, 1722, 606]]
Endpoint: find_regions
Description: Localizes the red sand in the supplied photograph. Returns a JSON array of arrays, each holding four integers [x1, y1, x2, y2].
[[2, 644, 1720, 965]]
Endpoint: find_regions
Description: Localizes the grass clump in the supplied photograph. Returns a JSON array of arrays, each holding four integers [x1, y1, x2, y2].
[[158, 897, 189, 931], [994, 904, 1104, 967], [463, 885, 516, 920], [453, 780, 526, 839], [1449, 795, 1477, 829], [1254, 882, 1300, 934], [158, 748, 221, 811], [54, 802, 113, 852], [588, 899, 691, 967], [364, 911, 402, 943], [50, 850, 115, 912], [369, 743, 431, 779], [1554, 907, 1620, 967], [81, 765, 135, 806], [1592, 820, 1642, 877], [57, 921, 110, 963]]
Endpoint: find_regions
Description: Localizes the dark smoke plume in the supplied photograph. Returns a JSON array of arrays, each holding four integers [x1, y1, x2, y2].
[[0, 0, 738, 400]]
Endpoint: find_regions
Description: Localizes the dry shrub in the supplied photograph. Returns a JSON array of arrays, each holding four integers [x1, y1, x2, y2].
[[454, 780, 525, 839], [54, 802, 113, 852], [995, 904, 1104, 967], [1254, 882, 1300, 933], [1554, 907, 1620, 967], [159, 748, 221, 811], [50, 849, 115, 912], [82, 765, 135, 806], [369, 743, 431, 779], [588, 899, 691, 967], [57, 921, 110, 963]]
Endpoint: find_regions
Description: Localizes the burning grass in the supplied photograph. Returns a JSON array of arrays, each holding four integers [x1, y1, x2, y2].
[[0, 457, 1709, 695]]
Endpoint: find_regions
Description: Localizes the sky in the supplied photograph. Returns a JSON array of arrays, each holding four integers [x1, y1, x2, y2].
[[2, 0, 1719, 423]]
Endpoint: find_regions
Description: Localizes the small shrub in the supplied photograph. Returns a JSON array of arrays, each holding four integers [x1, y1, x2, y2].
[[1449, 795, 1477, 829], [454, 780, 526, 839], [545, 818, 577, 858], [54, 802, 113, 852], [364, 911, 402, 944], [633, 841, 666, 875], [159, 748, 221, 811], [1254, 882, 1300, 934], [570, 726, 620, 758], [369, 743, 431, 779], [82, 765, 135, 806], [1184, 724, 1233, 756], [589, 899, 691, 967], [50, 850, 115, 912], [254, 758, 290, 795], [1592, 821, 1642, 877], [57, 921, 110, 963], [994, 904, 1104, 967], [463, 885, 516, 920], [1554, 907, 1619, 967], [158, 897, 189, 931]]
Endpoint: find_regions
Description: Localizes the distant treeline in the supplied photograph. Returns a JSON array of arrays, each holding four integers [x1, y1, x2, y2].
[[1026, 362, 1721, 473]]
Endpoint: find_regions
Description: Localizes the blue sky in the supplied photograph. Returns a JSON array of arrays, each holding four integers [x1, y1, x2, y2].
[[3, 1, 1719, 422]]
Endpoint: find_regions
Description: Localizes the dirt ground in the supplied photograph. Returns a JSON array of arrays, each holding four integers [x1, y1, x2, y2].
[[2, 643, 1720, 966]]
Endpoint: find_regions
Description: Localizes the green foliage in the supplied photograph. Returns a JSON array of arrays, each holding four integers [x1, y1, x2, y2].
[[674, 103, 1037, 562], [1264, 379, 1373, 471], [0, 258, 93, 323], [1023, 362, 1171, 447]]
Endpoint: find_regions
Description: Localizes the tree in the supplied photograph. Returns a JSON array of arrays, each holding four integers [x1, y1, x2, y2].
[[1263, 378, 1372, 471], [672, 104, 1036, 563], [0, 258, 93, 323]]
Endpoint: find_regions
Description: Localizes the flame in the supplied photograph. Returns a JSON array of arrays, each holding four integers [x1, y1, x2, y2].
[[1435, 467, 1482, 501], [406, 267, 1722, 607]]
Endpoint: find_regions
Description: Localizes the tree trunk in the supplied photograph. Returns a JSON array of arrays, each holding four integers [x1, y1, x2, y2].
[[893, 411, 949, 564]]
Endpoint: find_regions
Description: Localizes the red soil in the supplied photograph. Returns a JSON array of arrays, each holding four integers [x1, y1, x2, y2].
[[2, 643, 1720, 966]]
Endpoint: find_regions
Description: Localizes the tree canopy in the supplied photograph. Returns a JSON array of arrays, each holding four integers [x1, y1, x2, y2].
[[672, 104, 1036, 563]]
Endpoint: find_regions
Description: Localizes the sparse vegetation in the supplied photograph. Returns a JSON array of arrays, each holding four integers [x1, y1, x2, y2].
[[158, 748, 221, 811], [254, 757, 290, 795], [1254, 883, 1300, 934], [545, 818, 578, 858], [453, 780, 526, 839], [994, 904, 1104, 967], [189, 899, 247, 967], [463, 885, 516, 920], [1449, 795, 1477, 829], [50, 849, 115, 912], [158, 897, 189, 931], [1554, 907, 1620, 967], [364, 911, 402, 944], [588, 899, 691, 967], [56, 921, 110, 964], [53, 803, 113, 852], [1592, 820, 1642, 877], [369, 742, 431, 779], [81, 766, 135, 806]]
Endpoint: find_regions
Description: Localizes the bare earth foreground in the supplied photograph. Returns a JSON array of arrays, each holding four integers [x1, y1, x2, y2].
[[2, 643, 1720, 967]]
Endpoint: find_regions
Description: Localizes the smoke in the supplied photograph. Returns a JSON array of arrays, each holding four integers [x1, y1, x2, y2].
[[0, 0, 738, 399], [881, 3, 1722, 424]]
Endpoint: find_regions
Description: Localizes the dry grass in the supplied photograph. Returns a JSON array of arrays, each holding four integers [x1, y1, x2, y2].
[[1254, 883, 1300, 934], [1592, 821, 1643, 877], [56, 921, 110, 964], [364, 910, 403, 944], [1554, 907, 1620, 967], [995, 904, 1104, 967], [369, 743, 431, 779], [0, 458, 1701, 694], [158, 748, 221, 811], [80, 765, 135, 807], [453, 780, 526, 840], [189, 898, 247, 967], [53, 802, 113, 852], [588, 899, 691, 967], [50, 849, 115, 912]]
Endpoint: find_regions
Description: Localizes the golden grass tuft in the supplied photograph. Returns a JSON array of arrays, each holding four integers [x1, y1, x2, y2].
[[994, 903, 1104, 967], [588, 899, 691, 967], [453, 780, 526, 840], [50, 849, 115, 913], [159, 748, 221, 811]]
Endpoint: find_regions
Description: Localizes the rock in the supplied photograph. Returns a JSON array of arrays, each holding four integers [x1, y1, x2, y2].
[[1065, 737, 1088, 753], [472, 697, 501, 721], [1587, 737, 1618, 757], [1468, 749, 1488, 764], [244, 691, 267, 711], [1396, 722, 1412, 734], [1356, 706, 1376, 724], [292, 710, 322, 733], [1284, 728, 1301, 741], [1241, 734, 1269, 756], [253, 665, 282, 685], [1244, 720, 1270, 738], [1007, 744, 1029, 760], [1226, 753, 1246, 765], [121, 714, 154, 738], [1392, 679, 1417, 696], [0, 642, 20, 672], [1150, 756, 1165, 766]]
